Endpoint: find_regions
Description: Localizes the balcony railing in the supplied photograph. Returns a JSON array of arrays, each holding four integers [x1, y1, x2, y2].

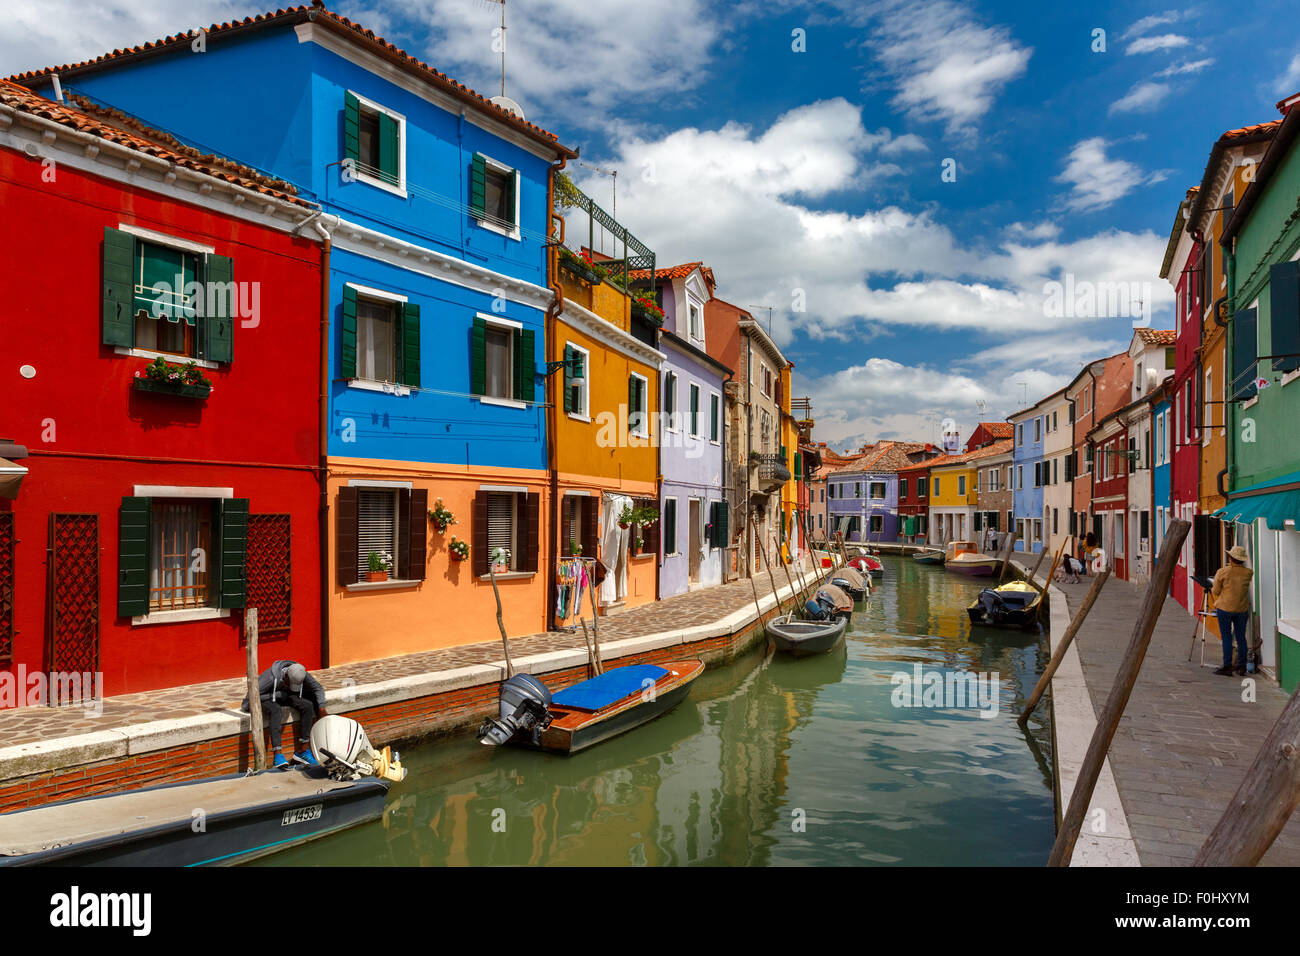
[[756, 453, 791, 486]]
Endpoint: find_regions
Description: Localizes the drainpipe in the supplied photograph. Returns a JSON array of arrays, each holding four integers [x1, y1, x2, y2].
[[744, 334, 753, 576], [723, 366, 734, 579], [545, 154, 568, 628], [312, 214, 334, 669], [1215, 241, 1234, 501]]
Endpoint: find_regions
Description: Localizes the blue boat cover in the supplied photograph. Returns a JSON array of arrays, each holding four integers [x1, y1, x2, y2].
[[551, 665, 669, 711]]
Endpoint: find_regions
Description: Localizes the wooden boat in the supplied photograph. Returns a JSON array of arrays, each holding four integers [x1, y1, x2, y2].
[[0, 767, 392, 867], [966, 581, 1043, 629], [849, 554, 884, 576], [944, 540, 999, 576], [480, 661, 704, 755], [830, 564, 869, 600], [913, 548, 945, 565], [817, 583, 854, 620], [766, 613, 848, 657]]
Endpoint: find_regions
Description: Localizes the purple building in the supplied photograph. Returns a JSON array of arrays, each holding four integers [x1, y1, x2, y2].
[[826, 441, 941, 543]]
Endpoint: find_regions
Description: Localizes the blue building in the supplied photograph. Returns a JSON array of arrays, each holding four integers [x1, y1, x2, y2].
[[1009, 401, 1049, 553], [17, 9, 578, 658], [1151, 387, 1173, 564]]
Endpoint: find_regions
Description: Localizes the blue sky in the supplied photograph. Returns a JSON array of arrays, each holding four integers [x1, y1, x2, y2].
[[9, 0, 1300, 451]]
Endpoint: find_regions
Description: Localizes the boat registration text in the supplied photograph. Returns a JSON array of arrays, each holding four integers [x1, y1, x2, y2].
[[281, 804, 324, 826]]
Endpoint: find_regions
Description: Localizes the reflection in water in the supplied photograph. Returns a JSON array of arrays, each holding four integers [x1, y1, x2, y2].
[[259, 556, 1055, 867]]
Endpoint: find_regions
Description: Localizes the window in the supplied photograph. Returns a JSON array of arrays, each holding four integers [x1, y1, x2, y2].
[[471, 315, 532, 405], [102, 227, 234, 364], [1034, 418, 1041, 443], [335, 485, 428, 586], [689, 383, 701, 437], [1017, 465, 1023, 490], [869, 482, 886, 500], [918, 477, 928, 498], [472, 488, 539, 576], [486, 493, 516, 569], [344, 285, 420, 388], [710, 392, 720, 442], [564, 343, 589, 418], [708, 500, 730, 548], [343, 91, 405, 194], [1017, 423, 1024, 446], [855, 482, 861, 498], [663, 371, 677, 429], [870, 515, 883, 534], [470, 153, 520, 237], [933, 477, 940, 496], [629, 373, 649, 437], [117, 493, 248, 618], [1203, 369, 1212, 445], [688, 301, 703, 340], [900, 478, 908, 499], [958, 475, 966, 497], [761, 363, 773, 398], [663, 498, 678, 554]]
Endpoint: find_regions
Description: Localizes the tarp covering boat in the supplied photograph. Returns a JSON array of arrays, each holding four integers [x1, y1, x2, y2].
[[551, 664, 668, 711]]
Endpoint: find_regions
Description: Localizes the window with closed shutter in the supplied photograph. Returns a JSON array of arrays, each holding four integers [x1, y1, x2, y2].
[[357, 489, 398, 575], [487, 492, 516, 569], [664, 498, 677, 554]]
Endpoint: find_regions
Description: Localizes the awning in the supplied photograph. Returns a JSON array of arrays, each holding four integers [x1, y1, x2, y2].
[[0, 458, 27, 499], [1214, 470, 1300, 531]]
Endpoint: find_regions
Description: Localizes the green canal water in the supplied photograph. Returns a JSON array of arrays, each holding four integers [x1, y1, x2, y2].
[[259, 554, 1057, 866]]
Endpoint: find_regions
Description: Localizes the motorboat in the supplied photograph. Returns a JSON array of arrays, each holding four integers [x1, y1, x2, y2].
[[967, 581, 1044, 629], [913, 548, 945, 565], [944, 540, 1000, 577], [766, 591, 849, 657]]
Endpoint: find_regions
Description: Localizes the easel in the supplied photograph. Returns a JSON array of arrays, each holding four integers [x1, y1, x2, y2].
[[1187, 590, 1215, 668]]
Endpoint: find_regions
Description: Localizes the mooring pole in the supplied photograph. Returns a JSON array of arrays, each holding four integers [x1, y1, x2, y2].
[[998, 531, 1019, 582], [1019, 568, 1109, 725], [1195, 682, 1300, 865], [759, 529, 785, 617], [244, 607, 266, 772], [1048, 519, 1189, 867], [488, 564, 515, 679]]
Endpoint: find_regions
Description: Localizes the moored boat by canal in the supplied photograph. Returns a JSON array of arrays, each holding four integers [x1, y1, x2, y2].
[[0, 715, 406, 867], [849, 554, 884, 577], [966, 581, 1044, 629], [817, 583, 854, 620], [478, 662, 705, 754], [944, 540, 999, 576], [913, 547, 945, 565], [766, 591, 848, 657]]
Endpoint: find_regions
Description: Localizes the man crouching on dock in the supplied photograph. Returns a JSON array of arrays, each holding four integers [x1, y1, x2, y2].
[[242, 661, 328, 769]]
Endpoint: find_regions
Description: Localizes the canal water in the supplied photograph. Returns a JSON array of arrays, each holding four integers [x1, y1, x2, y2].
[[260, 554, 1057, 866]]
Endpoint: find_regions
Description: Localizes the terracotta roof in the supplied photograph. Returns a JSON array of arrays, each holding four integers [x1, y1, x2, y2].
[[0, 78, 310, 206], [1220, 120, 1283, 142], [821, 439, 937, 474], [1135, 328, 1177, 346], [8, 4, 575, 158], [926, 438, 1013, 469], [976, 421, 1013, 439], [628, 261, 716, 287], [1188, 120, 1280, 227]]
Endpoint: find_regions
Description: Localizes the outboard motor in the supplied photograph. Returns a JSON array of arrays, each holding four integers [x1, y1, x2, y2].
[[804, 590, 835, 621], [478, 673, 554, 747], [309, 714, 407, 782]]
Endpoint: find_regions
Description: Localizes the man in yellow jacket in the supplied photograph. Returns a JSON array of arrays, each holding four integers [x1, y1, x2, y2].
[[1212, 545, 1254, 676]]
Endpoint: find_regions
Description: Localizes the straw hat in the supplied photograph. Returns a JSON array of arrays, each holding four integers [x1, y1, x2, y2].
[[1228, 545, 1249, 563]]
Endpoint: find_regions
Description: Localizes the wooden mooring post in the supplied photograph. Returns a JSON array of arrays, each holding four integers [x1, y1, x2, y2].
[[1195, 683, 1300, 865], [488, 565, 516, 679], [758, 529, 785, 618], [998, 532, 1019, 582], [244, 607, 266, 772], [1048, 519, 1189, 866], [1018, 568, 1109, 725]]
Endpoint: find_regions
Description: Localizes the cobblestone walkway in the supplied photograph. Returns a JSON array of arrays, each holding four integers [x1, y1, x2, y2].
[[1050, 571, 1300, 866], [0, 564, 818, 748]]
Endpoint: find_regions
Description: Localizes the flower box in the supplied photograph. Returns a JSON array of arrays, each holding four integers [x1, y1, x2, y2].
[[365, 570, 389, 583], [559, 256, 603, 285], [133, 376, 211, 399], [631, 299, 665, 327]]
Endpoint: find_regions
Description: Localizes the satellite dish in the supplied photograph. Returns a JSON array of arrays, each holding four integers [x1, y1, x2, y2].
[[490, 95, 525, 120]]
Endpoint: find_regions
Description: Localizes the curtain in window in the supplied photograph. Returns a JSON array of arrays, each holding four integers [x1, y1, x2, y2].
[[357, 299, 395, 383], [485, 327, 511, 398]]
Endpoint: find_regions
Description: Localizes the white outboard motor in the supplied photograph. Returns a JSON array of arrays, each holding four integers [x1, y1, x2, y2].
[[308, 714, 407, 782], [478, 673, 554, 746]]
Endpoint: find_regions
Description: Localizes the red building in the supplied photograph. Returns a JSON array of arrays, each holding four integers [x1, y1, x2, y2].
[[1088, 411, 1130, 580], [965, 421, 1012, 452], [897, 462, 931, 542], [1161, 187, 1204, 612], [0, 81, 324, 703]]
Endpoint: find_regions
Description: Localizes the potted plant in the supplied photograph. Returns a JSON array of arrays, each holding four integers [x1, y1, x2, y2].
[[617, 505, 635, 529], [429, 498, 456, 533], [630, 292, 665, 326], [632, 535, 645, 555], [366, 550, 393, 582], [634, 505, 659, 526], [557, 245, 605, 285], [569, 539, 582, 556], [490, 546, 511, 573], [448, 537, 469, 562], [133, 356, 213, 398]]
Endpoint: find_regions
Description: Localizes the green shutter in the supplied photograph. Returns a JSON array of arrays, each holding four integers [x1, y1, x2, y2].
[[563, 345, 574, 413], [341, 285, 357, 379], [117, 497, 151, 618], [628, 375, 636, 431], [344, 91, 360, 162], [713, 501, 729, 548], [506, 169, 518, 227], [203, 253, 234, 363], [1270, 261, 1300, 373], [400, 302, 421, 387], [1232, 306, 1257, 401], [379, 111, 399, 185], [710, 394, 719, 441], [470, 154, 487, 219], [471, 316, 487, 395], [514, 327, 535, 401], [103, 227, 135, 348], [218, 498, 249, 609], [690, 386, 699, 435]]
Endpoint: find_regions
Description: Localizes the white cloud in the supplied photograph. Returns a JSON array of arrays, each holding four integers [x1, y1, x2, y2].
[[861, 0, 1031, 137], [1120, 11, 1182, 41], [1110, 80, 1172, 115], [1126, 33, 1191, 55], [1278, 52, 1300, 95], [1056, 138, 1166, 212], [1156, 57, 1214, 77]]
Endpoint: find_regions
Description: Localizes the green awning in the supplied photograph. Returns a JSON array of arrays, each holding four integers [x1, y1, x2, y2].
[[134, 242, 197, 325], [1214, 470, 1300, 531]]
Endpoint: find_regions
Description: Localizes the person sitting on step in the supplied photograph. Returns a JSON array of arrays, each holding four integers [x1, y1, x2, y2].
[[242, 660, 327, 768]]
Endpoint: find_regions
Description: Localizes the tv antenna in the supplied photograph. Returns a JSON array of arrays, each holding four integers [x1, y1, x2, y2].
[[975, 399, 987, 416], [578, 159, 617, 218], [1017, 382, 1028, 406], [747, 305, 775, 335], [480, 1, 525, 119]]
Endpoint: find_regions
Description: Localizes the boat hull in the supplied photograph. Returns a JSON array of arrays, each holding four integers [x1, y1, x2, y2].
[[830, 577, 867, 601], [534, 660, 704, 754], [913, 551, 944, 565], [766, 614, 848, 657], [0, 770, 390, 867], [947, 559, 998, 577]]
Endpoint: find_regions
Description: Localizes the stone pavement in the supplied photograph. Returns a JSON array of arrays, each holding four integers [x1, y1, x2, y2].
[[0, 562, 817, 749], [1048, 569, 1300, 866]]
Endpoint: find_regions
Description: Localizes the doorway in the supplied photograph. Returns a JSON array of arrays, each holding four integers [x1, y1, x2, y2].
[[688, 499, 701, 585]]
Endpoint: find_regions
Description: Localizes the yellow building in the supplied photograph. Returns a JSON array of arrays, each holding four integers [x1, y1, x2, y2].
[[779, 365, 800, 557], [926, 440, 1012, 544], [550, 254, 664, 617]]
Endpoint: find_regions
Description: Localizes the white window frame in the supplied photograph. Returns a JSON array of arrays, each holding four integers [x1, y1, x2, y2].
[[345, 282, 412, 395], [474, 151, 522, 241], [687, 297, 704, 344], [630, 371, 649, 438], [346, 90, 408, 199], [663, 371, 678, 432], [689, 382, 702, 438], [663, 496, 679, 556], [709, 390, 721, 444], [1203, 368, 1212, 446], [760, 362, 772, 398], [480, 313, 525, 409], [566, 341, 591, 421]]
